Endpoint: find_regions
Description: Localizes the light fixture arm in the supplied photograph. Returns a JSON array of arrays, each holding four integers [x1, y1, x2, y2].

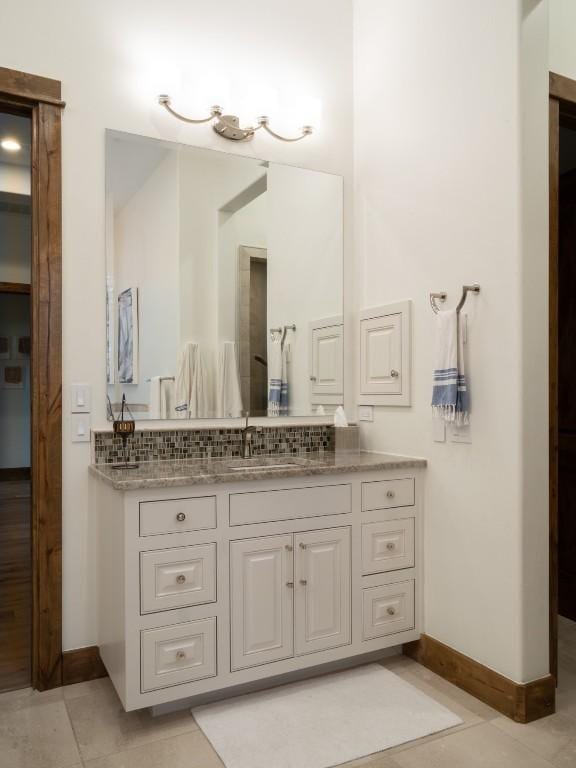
[[157, 95, 313, 143]]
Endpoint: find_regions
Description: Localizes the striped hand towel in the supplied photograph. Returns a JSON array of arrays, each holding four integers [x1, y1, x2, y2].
[[431, 309, 469, 425]]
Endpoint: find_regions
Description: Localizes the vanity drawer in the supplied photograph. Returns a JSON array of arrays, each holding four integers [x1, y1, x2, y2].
[[140, 544, 216, 614], [229, 483, 352, 526], [361, 478, 414, 512], [141, 617, 216, 692], [362, 580, 414, 640], [361, 519, 414, 575], [139, 496, 217, 536]]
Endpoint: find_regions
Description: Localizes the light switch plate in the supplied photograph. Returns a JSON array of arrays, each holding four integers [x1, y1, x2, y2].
[[358, 405, 374, 422], [449, 423, 472, 444], [432, 417, 446, 442], [71, 413, 91, 442], [71, 383, 91, 413]]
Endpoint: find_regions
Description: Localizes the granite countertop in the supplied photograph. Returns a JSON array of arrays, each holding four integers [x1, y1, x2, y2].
[[89, 451, 427, 491]]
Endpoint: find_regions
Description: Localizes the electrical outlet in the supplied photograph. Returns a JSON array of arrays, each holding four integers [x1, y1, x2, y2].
[[450, 423, 472, 444], [358, 405, 374, 422]]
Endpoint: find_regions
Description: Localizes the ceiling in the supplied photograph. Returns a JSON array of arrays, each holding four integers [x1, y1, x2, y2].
[[0, 112, 31, 168]]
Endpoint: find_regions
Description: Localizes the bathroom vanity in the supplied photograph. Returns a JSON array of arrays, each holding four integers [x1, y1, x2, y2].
[[91, 452, 425, 711]]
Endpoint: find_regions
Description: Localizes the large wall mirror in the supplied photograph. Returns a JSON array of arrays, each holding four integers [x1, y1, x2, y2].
[[105, 130, 344, 420]]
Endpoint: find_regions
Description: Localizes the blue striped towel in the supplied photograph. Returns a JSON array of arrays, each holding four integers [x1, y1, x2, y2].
[[268, 336, 289, 416], [431, 309, 469, 424]]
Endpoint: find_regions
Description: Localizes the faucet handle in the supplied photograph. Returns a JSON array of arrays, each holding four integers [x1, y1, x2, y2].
[[242, 410, 250, 428]]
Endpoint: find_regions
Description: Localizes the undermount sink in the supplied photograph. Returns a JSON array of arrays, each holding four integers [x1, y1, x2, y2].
[[225, 457, 311, 471]]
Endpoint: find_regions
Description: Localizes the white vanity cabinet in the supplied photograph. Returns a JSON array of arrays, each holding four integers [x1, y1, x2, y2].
[[94, 464, 424, 711]]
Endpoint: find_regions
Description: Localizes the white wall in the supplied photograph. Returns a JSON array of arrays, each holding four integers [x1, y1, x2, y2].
[[0, 0, 353, 649], [549, 0, 576, 78], [268, 164, 343, 414], [111, 149, 180, 407], [354, 0, 549, 683]]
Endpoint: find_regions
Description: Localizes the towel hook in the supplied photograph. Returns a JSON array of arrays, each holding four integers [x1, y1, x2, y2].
[[430, 284, 480, 314]]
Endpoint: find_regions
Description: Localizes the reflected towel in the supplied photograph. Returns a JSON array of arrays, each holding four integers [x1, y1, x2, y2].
[[149, 377, 176, 419], [217, 341, 243, 418], [268, 336, 288, 417], [175, 342, 209, 418], [431, 309, 469, 424]]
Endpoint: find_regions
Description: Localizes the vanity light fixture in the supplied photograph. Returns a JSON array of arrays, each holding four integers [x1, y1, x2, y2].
[[157, 95, 313, 143], [1, 137, 21, 152]]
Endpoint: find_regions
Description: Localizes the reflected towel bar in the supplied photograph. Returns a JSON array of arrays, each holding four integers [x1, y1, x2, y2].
[[430, 284, 480, 314]]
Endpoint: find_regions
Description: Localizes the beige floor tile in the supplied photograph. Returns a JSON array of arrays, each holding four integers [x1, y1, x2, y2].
[[392, 721, 555, 768], [83, 729, 223, 768], [66, 683, 199, 760], [0, 684, 64, 714], [380, 656, 498, 725], [63, 676, 115, 701], [0, 698, 80, 768], [492, 712, 576, 762]]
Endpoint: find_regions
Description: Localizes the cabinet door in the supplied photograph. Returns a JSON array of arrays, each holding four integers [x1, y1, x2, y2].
[[294, 527, 351, 655], [360, 313, 402, 396], [230, 535, 294, 670], [310, 321, 343, 399]]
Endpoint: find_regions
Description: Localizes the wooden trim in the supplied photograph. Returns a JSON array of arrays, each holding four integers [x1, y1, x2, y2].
[[0, 467, 31, 481], [0, 66, 63, 106], [0, 281, 31, 295], [30, 100, 63, 691], [62, 646, 108, 686], [0, 67, 64, 692], [550, 71, 576, 104], [549, 95, 560, 684], [404, 635, 555, 723]]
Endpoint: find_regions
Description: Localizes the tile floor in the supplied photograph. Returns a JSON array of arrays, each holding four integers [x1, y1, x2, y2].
[[1, 620, 575, 768]]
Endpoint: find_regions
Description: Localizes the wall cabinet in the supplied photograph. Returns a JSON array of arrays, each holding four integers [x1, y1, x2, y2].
[[309, 316, 344, 405], [95, 467, 423, 711]]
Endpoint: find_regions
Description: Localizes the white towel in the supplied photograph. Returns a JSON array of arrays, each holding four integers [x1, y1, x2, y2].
[[175, 342, 209, 419], [217, 341, 243, 418], [431, 309, 469, 424], [150, 376, 176, 419]]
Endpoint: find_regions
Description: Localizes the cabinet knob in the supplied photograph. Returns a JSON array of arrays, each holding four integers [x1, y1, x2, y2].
[[386, 542, 395, 551], [286, 581, 294, 588], [386, 490, 395, 499], [390, 369, 399, 378], [285, 544, 293, 552], [176, 512, 186, 522], [309, 376, 317, 382], [387, 606, 396, 616], [176, 574, 186, 585], [299, 542, 307, 550], [176, 650, 186, 661], [299, 579, 308, 586]]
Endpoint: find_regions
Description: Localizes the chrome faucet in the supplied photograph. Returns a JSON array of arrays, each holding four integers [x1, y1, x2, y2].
[[240, 411, 257, 458]]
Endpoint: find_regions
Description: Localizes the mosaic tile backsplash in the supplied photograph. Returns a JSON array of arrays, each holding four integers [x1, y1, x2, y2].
[[93, 425, 335, 465]]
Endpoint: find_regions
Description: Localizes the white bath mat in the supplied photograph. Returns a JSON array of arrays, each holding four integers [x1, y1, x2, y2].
[[192, 664, 462, 768]]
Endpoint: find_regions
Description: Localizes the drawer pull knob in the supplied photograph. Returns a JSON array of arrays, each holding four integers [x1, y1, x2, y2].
[[299, 542, 307, 550], [176, 574, 186, 585], [391, 369, 399, 378], [386, 542, 395, 551], [176, 512, 187, 522], [285, 544, 293, 552], [300, 579, 308, 586], [176, 650, 186, 661], [387, 606, 396, 616], [286, 581, 294, 588], [386, 490, 395, 499]]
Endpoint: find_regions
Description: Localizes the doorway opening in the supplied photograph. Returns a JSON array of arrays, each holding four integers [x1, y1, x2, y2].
[[550, 72, 576, 690], [0, 110, 32, 691]]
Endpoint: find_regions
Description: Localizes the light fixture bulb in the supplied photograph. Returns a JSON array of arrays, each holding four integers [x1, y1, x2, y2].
[[1, 138, 21, 152]]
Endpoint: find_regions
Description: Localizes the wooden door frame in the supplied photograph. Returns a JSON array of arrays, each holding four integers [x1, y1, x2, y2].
[[0, 66, 64, 690], [549, 71, 576, 682]]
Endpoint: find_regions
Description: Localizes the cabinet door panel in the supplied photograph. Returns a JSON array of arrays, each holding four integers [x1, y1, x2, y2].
[[294, 527, 351, 655], [230, 535, 294, 670], [310, 322, 343, 398]]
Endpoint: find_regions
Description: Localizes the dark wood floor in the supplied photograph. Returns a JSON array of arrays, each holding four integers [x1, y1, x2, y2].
[[0, 479, 31, 691]]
